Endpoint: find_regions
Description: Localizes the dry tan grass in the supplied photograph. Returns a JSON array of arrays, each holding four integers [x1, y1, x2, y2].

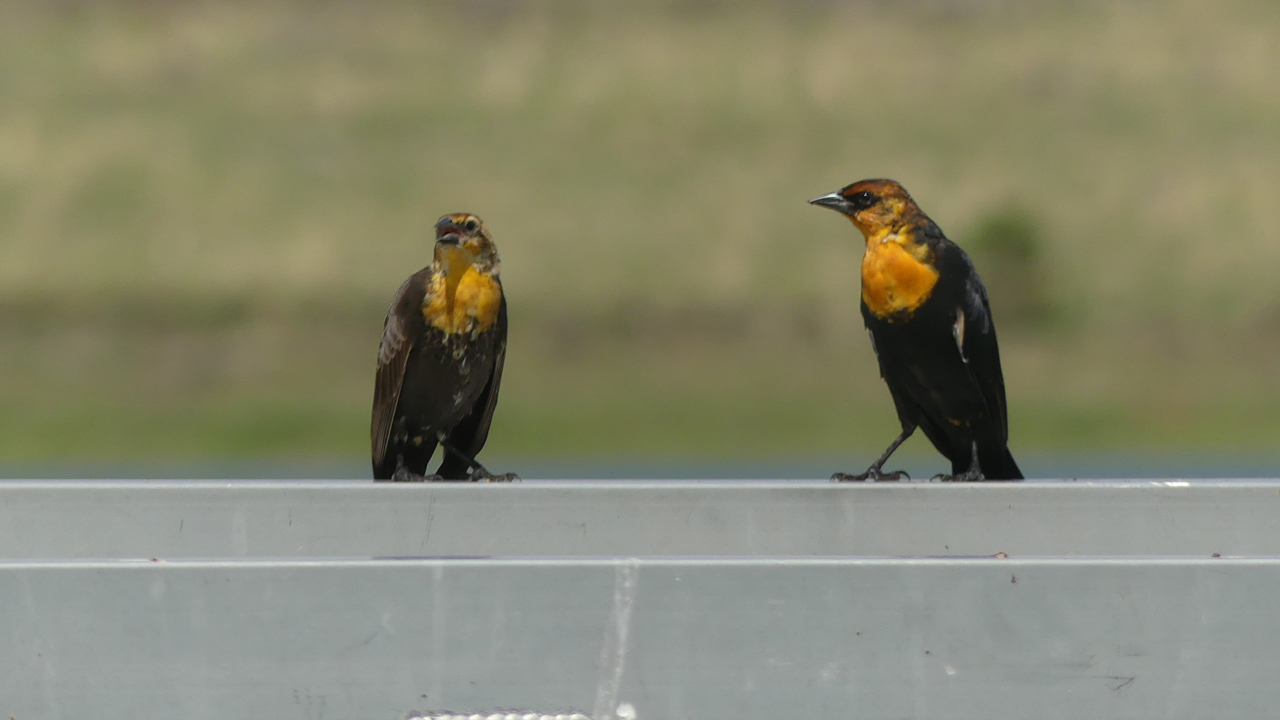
[[1, 1, 1277, 314]]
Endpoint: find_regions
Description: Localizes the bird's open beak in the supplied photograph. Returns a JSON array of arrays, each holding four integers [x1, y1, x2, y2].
[[809, 192, 853, 215], [434, 216, 465, 245]]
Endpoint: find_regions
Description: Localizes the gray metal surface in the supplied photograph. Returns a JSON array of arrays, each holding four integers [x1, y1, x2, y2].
[[0, 479, 1277, 558], [3, 557, 1279, 720], [6, 481, 1280, 718]]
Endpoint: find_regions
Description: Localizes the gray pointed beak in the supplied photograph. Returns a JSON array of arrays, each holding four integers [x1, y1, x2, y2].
[[809, 192, 852, 213], [436, 233, 462, 246]]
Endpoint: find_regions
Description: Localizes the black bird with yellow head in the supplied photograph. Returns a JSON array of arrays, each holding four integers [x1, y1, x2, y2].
[[371, 213, 516, 481], [811, 180, 1022, 481]]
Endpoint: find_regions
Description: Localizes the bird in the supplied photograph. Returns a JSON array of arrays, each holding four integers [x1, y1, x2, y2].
[[371, 212, 516, 482], [809, 179, 1022, 482]]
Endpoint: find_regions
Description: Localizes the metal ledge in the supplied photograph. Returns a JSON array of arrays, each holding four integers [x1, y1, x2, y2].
[[0, 479, 1278, 558], [3, 557, 1279, 719]]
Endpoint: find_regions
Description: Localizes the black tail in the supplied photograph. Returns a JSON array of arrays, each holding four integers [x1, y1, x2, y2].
[[979, 445, 1023, 481]]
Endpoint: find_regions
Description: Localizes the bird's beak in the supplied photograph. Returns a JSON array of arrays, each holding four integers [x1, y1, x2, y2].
[[809, 192, 853, 215], [434, 216, 465, 245]]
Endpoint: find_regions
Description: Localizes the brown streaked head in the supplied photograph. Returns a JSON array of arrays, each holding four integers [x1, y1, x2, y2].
[[433, 213, 499, 271], [809, 179, 925, 241]]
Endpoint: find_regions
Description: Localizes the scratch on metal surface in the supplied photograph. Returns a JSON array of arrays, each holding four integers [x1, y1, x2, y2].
[[336, 629, 379, 654], [1106, 676, 1136, 691], [420, 496, 436, 553], [592, 560, 639, 720]]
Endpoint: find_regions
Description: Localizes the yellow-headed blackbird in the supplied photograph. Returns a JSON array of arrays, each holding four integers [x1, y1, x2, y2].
[[371, 213, 516, 482], [810, 179, 1022, 481]]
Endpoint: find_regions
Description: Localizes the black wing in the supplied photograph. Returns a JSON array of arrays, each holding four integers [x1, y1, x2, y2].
[[958, 266, 1009, 441], [862, 312, 924, 434], [371, 276, 416, 469]]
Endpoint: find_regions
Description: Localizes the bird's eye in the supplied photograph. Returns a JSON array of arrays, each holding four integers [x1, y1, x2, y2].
[[463, 219, 479, 232], [849, 191, 879, 210]]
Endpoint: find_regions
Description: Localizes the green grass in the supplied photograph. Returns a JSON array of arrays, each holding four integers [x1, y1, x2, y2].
[[1, 0, 1279, 465], [4, 306, 1280, 463]]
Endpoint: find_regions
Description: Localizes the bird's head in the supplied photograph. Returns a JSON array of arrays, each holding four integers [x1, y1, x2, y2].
[[809, 179, 922, 242], [433, 213, 498, 273]]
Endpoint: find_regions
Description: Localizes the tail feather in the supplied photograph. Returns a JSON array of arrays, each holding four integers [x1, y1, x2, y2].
[[980, 446, 1023, 481]]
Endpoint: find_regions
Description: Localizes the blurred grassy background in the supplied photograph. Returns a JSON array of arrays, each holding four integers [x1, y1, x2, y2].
[[2, 0, 1280, 475]]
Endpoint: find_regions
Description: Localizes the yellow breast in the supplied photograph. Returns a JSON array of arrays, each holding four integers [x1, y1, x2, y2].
[[422, 266, 503, 335], [861, 236, 940, 319]]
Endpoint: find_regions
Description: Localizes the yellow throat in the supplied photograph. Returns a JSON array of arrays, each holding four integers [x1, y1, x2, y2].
[[859, 228, 940, 319], [421, 246, 502, 335]]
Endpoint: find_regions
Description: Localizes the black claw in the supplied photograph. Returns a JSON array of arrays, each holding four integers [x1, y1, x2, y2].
[[389, 467, 428, 482], [934, 469, 985, 483], [468, 469, 519, 483], [831, 468, 910, 483]]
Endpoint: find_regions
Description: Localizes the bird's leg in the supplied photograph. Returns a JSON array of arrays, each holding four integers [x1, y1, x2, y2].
[[936, 442, 985, 483], [437, 438, 520, 483], [389, 456, 427, 482], [832, 425, 915, 482]]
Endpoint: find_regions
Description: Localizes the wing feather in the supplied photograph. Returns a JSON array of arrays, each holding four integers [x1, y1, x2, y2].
[[959, 270, 1009, 440], [371, 276, 417, 466]]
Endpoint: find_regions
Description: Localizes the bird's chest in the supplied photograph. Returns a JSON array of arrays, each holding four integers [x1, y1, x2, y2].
[[421, 267, 503, 337], [861, 240, 940, 319]]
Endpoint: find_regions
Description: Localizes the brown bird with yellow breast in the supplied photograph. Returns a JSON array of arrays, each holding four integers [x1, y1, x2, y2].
[[810, 180, 1022, 481], [372, 213, 516, 482]]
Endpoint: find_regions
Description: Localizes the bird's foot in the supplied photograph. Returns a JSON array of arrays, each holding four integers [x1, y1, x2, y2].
[[389, 467, 428, 482], [468, 469, 520, 483], [933, 442, 986, 482], [831, 468, 910, 483], [931, 468, 985, 483]]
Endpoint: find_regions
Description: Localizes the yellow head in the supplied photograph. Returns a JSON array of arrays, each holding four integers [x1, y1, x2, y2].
[[422, 213, 504, 336], [433, 213, 499, 275]]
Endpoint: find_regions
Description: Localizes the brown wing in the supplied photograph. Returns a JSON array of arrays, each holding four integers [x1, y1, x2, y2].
[[371, 276, 417, 467]]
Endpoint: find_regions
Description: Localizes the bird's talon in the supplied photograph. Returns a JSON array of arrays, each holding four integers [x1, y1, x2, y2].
[[831, 468, 909, 483], [469, 469, 519, 483], [934, 471, 985, 482], [831, 471, 877, 483], [389, 467, 428, 482]]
